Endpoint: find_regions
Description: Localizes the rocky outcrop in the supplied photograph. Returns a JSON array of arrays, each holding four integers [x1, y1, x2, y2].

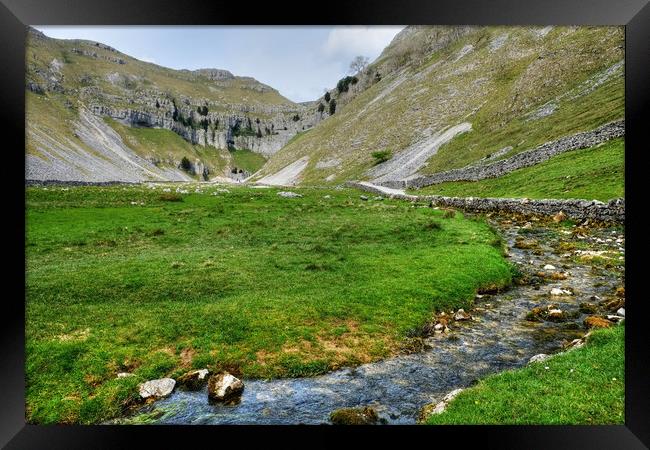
[[378, 120, 624, 189], [89, 103, 308, 157]]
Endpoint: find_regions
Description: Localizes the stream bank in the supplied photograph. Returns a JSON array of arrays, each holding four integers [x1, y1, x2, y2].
[[112, 212, 624, 425]]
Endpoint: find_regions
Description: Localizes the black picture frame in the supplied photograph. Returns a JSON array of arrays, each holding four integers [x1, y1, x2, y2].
[[2, 0, 648, 447]]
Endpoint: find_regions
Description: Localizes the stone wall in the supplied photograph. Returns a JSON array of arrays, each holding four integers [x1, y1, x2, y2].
[[347, 182, 625, 223], [25, 180, 140, 187], [378, 120, 625, 189]]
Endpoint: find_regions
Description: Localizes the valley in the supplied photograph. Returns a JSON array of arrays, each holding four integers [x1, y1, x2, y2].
[[24, 25, 626, 426]]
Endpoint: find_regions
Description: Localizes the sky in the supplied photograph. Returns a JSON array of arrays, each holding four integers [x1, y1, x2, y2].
[[34, 26, 405, 103]]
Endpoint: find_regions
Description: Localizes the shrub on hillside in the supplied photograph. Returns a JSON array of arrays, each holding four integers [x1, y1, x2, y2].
[[336, 76, 358, 94], [371, 150, 392, 164], [329, 99, 337, 115]]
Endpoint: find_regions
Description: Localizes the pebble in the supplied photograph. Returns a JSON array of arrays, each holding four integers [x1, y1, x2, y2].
[[550, 288, 572, 296]]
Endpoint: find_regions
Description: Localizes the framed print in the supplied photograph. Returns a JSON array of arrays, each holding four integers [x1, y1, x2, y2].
[[1, 0, 649, 447]]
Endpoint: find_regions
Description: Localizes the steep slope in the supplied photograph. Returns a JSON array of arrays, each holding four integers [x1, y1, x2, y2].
[[25, 27, 320, 182], [254, 26, 624, 186]]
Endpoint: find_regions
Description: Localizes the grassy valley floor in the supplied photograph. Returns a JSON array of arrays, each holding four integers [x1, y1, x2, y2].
[[26, 184, 514, 424], [425, 324, 624, 424], [408, 138, 624, 202]]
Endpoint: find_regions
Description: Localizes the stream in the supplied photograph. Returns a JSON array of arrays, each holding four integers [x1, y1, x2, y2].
[[113, 215, 624, 425]]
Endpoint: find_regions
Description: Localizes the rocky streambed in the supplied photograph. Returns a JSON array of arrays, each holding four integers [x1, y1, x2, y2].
[[112, 214, 625, 425]]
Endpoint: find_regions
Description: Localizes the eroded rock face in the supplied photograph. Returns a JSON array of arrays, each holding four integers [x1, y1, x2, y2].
[[330, 406, 380, 425], [207, 373, 244, 403], [139, 378, 176, 399]]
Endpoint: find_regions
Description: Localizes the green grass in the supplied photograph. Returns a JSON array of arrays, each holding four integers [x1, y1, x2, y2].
[[26, 185, 514, 424], [425, 324, 624, 424], [229, 148, 267, 173], [410, 138, 624, 202]]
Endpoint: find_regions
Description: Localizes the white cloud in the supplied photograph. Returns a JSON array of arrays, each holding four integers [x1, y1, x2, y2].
[[322, 26, 405, 62]]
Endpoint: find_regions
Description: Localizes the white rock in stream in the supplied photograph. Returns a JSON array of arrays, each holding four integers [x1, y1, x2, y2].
[[208, 372, 245, 402], [454, 309, 472, 321], [139, 378, 176, 399], [550, 288, 572, 296], [543, 264, 556, 270]]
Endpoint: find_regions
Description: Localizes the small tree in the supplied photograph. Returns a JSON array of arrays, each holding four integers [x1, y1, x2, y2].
[[336, 76, 358, 94], [349, 55, 369, 74], [292, 114, 300, 122], [317, 102, 325, 113], [329, 98, 337, 115], [324, 91, 331, 102]]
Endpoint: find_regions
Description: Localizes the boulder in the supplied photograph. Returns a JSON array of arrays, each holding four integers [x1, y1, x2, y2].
[[453, 309, 472, 321], [277, 191, 302, 198], [207, 372, 244, 403], [359, 195, 369, 201], [330, 406, 380, 425], [584, 316, 613, 329], [177, 368, 210, 390], [117, 372, 134, 379], [604, 298, 624, 311], [139, 378, 176, 399], [543, 264, 556, 270], [616, 308, 625, 317], [579, 302, 599, 314], [547, 309, 565, 321]]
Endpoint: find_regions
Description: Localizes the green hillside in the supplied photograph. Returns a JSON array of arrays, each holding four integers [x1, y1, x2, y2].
[[255, 26, 624, 186], [409, 138, 624, 201]]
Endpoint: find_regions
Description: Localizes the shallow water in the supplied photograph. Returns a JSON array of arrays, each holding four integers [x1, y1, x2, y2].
[[114, 218, 624, 425]]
